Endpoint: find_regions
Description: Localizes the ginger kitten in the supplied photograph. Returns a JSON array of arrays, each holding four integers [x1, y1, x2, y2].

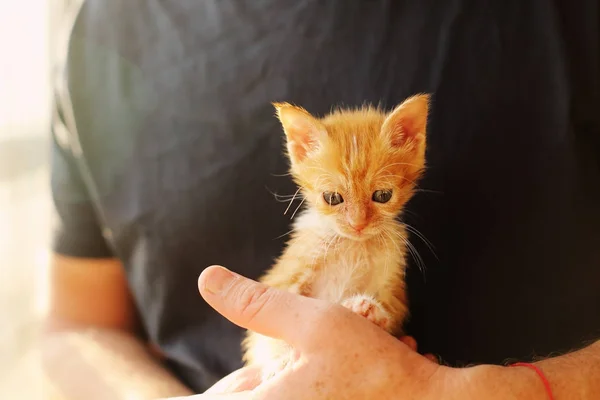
[[243, 94, 430, 376]]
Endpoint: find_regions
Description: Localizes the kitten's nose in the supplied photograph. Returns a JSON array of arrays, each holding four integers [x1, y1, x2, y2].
[[349, 220, 367, 232], [347, 209, 368, 233]]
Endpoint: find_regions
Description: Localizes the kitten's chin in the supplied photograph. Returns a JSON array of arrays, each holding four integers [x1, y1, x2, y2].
[[336, 228, 376, 242]]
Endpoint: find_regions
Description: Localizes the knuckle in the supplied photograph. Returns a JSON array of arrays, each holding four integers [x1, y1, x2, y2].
[[235, 282, 274, 325]]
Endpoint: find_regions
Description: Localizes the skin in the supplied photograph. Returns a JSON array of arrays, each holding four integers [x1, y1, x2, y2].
[[41, 254, 193, 399], [43, 255, 600, 399], [163, 266, 600, 400]]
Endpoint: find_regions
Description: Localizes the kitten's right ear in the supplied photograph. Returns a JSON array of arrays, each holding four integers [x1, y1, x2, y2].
[[273, 102, 327, 164]]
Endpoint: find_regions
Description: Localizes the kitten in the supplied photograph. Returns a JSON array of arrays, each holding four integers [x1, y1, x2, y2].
[[242, 94, 430, 377]]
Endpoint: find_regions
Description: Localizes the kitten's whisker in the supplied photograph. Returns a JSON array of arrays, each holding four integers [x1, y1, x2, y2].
[[403, 223, 438, 260], [274, 229, 296, 240], [332, 234, 343, 255], [290, 196, 306, 220], [407, 240, 426, 274], [284, 187, 301, 215], [400, 176, 418, 186], [413, 188, 444, 195], [266, 187, 301, 203], [313, 174, 327, 189], [402, 209, 418, 218], [382, 230, 402, 258], [407, 242, 426, 274], [374, 162, 421, 180], [273, 193, 299, 199], [322, 233, 337, 262], [376, 233, 390, 278], [273, 195, 300, 203], [383, 230, 413, 275], [330, 233, 341, 260], [387, 229, 426, 274], [401, 237, 424, 273], [372, 174, 443, 196]]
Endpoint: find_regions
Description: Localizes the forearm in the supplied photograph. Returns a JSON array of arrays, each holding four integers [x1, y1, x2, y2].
[[461, 340, 600, 399], [41, 327, 193, 400], [535, 340, 600, 399]]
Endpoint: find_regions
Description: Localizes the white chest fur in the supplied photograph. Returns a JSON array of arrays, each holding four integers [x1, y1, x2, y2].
[[294, 209, 405, 305], [311, 240, 398, 304]]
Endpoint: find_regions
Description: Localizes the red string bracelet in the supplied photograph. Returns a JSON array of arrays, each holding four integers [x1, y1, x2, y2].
[[509, 362, 554, 400]]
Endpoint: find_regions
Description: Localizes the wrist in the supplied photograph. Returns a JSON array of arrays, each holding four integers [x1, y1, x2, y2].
[[444, 364, 549, 400]]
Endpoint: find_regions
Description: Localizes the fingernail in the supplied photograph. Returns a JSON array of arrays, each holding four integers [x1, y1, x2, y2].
[[203, 266, 236, 294]]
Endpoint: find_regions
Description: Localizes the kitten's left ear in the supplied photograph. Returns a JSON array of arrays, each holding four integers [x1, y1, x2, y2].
[[381, 94, 430, 148], [274, 102, 328, 164]]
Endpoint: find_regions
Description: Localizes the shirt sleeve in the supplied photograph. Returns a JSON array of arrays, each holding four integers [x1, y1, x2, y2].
[[50, 95, 114, 259]]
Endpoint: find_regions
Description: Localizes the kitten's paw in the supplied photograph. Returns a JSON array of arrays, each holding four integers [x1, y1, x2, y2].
[[341, 294, 392, 331]]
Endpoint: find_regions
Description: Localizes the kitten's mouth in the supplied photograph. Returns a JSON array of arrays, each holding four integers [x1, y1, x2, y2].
[[338, 228, 376, 241]]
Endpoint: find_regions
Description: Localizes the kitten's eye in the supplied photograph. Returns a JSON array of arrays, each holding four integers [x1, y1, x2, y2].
[[323, 191, 344, 206], [372, 189, 393, 203]]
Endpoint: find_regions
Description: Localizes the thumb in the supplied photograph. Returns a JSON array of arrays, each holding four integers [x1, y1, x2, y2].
[[198, 266, 326, 349]]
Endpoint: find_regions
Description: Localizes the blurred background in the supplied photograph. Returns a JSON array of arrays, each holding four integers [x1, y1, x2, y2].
[[0, 1, 58, 398]]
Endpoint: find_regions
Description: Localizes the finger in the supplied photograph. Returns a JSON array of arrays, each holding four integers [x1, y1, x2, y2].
[[398, 336, 418, 352], [198, 266, 325, 349], [205, 365, 263, 394]]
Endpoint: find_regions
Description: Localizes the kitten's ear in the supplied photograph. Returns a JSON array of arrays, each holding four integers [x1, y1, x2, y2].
[[381, 94, 430, 148], [274, 102, 328, 164]]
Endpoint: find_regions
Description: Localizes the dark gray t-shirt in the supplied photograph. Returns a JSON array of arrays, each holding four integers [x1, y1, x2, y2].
[[51, 0, 600, 392]]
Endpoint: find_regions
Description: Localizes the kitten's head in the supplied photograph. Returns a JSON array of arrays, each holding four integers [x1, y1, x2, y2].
[[275, 94, 430, 240]]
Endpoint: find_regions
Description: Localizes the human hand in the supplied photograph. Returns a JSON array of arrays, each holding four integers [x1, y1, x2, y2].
[[162, 266, 545, 399], [196, 266, 448, 399]]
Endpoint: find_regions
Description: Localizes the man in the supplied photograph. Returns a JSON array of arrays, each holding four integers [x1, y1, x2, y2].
[[44, 1, 600, 398]]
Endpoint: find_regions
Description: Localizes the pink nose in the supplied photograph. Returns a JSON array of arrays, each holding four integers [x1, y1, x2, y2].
[[349, 221, 367, 232]]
